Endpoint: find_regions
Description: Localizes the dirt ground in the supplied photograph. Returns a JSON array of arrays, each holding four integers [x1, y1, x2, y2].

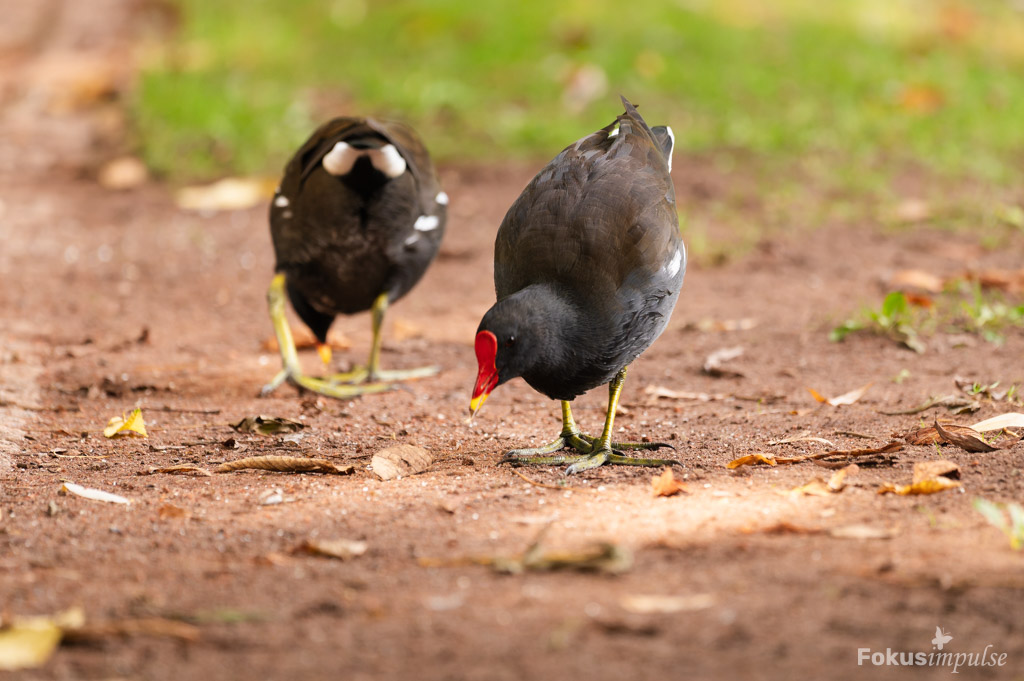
[[2, 3, 1024, 680]]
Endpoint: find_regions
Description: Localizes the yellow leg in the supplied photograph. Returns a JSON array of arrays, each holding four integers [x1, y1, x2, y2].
[[499, 367, 679, 474], [328, 293, 440, 384], [260, 274, 392, 400]]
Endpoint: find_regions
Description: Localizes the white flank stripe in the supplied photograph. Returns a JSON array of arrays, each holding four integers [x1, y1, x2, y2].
[[666, 248, 682, 278], [664, 125, 675, 172], [404, 234, 420, 246], [435, 191, 449, 205], [414, 215, 440, 232], [274, 195, 290, 208]]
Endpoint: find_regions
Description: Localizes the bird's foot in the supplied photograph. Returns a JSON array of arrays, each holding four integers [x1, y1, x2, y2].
[[498, 429, 679, 473], [261, 367, 392, 400], [328, 364, 440, 385], [564, 448, 682, 475]]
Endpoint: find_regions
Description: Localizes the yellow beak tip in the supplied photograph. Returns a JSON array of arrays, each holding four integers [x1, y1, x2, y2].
[[316, 343, 332, 366], [469, 393, 489, 416]]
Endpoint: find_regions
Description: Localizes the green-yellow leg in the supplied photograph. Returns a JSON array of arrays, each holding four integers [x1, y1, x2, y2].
[[261, 273, 391, 400], [328, 293, 440, 384], [499, 368, 678, 474]]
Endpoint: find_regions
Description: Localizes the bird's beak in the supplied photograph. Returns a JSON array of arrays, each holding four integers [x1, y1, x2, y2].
[[470, 330, 499, 417], [316, 342, 332, 366]]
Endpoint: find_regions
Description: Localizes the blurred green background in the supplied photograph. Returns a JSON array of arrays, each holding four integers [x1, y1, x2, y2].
[[135, 0, 1024, 194]]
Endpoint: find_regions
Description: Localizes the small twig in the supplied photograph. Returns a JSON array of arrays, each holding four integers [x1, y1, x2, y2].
[[835, 430, 876, 439], [155, 405, 222, 415], [511, 469, 589, 493]]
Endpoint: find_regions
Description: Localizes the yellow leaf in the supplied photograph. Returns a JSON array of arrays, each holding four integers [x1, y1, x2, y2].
[[786, 479, 833, 497], [726, 453, 777, 469], [878, 477, 961, 495], [651, 467, 687, 497], [0, 622, 62, 671], [103, 408, 147, 438], [807, 383, 873, 407]]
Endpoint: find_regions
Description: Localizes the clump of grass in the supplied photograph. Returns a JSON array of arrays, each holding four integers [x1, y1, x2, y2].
[[973, 498, 1024, 550], [832, 285, 1024, 351], [830, 291, 928, 352]]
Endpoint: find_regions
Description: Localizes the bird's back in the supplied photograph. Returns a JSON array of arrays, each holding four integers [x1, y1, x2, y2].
[[270, 117, 446, 318]]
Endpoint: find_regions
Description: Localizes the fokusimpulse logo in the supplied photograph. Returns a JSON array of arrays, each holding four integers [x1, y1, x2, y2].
[[858, 627, 1008, 673]]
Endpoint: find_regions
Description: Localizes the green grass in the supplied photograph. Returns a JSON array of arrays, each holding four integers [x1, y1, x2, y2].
[[135, 0, 1024, 186]]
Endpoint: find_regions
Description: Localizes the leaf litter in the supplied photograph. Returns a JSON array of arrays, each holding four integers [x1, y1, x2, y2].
[[728, 442, 902, 469], [59, 481, 131, 505], [878, 459, 962, 495], [103, 407, 147, 438], [294, 539, 368, 560], [371, 444, 432, 480], [216, 456, 354, 475], [807, 382, 873, 407], [231, 415, 305, 435], [651, 467, 688, 497]]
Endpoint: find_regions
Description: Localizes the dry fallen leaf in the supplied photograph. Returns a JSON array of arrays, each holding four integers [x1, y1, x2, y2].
[[786, 479, 834, 497], [261, 327, 351, 353], [702, 346, 744, 378], [878, 477, 961, 496], [619, 594, 715, 615], [808, 382, 874, 407], [0, 608, 85, 671], [828, 464, 858, 491], [371, 444, 432, 480], [144, 464, 213, 477], [934, 420, 1000, 453], [970, 413, 1024, 433], [687, 317, 758, 332], [103, 407, 147, 438], [59, 481, 131, 505], [62, 617, 199, 644], [215, 456, 353, 475], [889, 268, 945, 293], [231, 415, 305, 435], [294, 538, 368, 561], [157, 504, 189, 519], [726, 453, 777, 469], [644, 385, 732, 402], [175, 177, 277, 212], [98, 156, 148, 191], [828, 524, 894, 540], [902, 423, 981, 446], [769, 432, 837, 448], [912, 460, 961, 484], [651, 467, 687, 497]]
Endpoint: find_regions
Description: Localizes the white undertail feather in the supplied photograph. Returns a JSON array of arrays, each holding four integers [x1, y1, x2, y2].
[[322, 141, 358, 175], [666, 248, 682, 278], [322, 141, 407, 178], [368, 144, 407, 178]]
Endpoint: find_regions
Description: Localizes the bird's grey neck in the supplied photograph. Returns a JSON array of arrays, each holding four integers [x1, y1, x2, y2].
[[500, 284, 601, 358]]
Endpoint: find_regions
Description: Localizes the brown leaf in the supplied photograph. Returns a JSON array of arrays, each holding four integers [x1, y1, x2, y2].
[[371, 444, 432, 480], [686, 318, 758, 332], [145, 464, 212, 477], [157, 504, 188, 519], [807, 382, 873, 407], [726, 453, 777, 469], [934, 420, 1000, 453], [261, 327, 351, 352], [98, 156, 148, 191], [902, 424, 976, 445], [828, 464, 858, 491], [294, 538, 368, 561], [62, 617, 200, 643], [828, 524, 894, 540], [215, 456, 354, 475], [786, 479, 833, 497], [644, 385, 732, 402], [231, 415, 305, 436], [912, 460, 961, 484], [889, 269, 944, 293], [878, 477, 961, 495], [651, 467, 687, 497], [702, 346, 744, 378], [175, 177, 277, 212], [619, 593, 715, 614]]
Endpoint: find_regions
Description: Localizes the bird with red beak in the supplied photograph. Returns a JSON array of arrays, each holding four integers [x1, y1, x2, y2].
[[470, 96, 685, 474]]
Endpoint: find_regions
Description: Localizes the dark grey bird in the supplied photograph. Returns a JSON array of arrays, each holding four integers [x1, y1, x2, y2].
[[470, 97, 685, 473], [263, 116, 447, 399]]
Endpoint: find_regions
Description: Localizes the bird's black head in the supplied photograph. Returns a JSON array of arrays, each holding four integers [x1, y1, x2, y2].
[[470, 286, 576, 416]]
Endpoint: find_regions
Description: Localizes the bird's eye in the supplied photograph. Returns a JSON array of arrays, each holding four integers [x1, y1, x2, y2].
[[505, 336, 516, 348]]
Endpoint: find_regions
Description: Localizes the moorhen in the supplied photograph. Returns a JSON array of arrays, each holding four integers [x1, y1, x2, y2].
[[262, 116, 447, 399], [470, 97, 685, 474]]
